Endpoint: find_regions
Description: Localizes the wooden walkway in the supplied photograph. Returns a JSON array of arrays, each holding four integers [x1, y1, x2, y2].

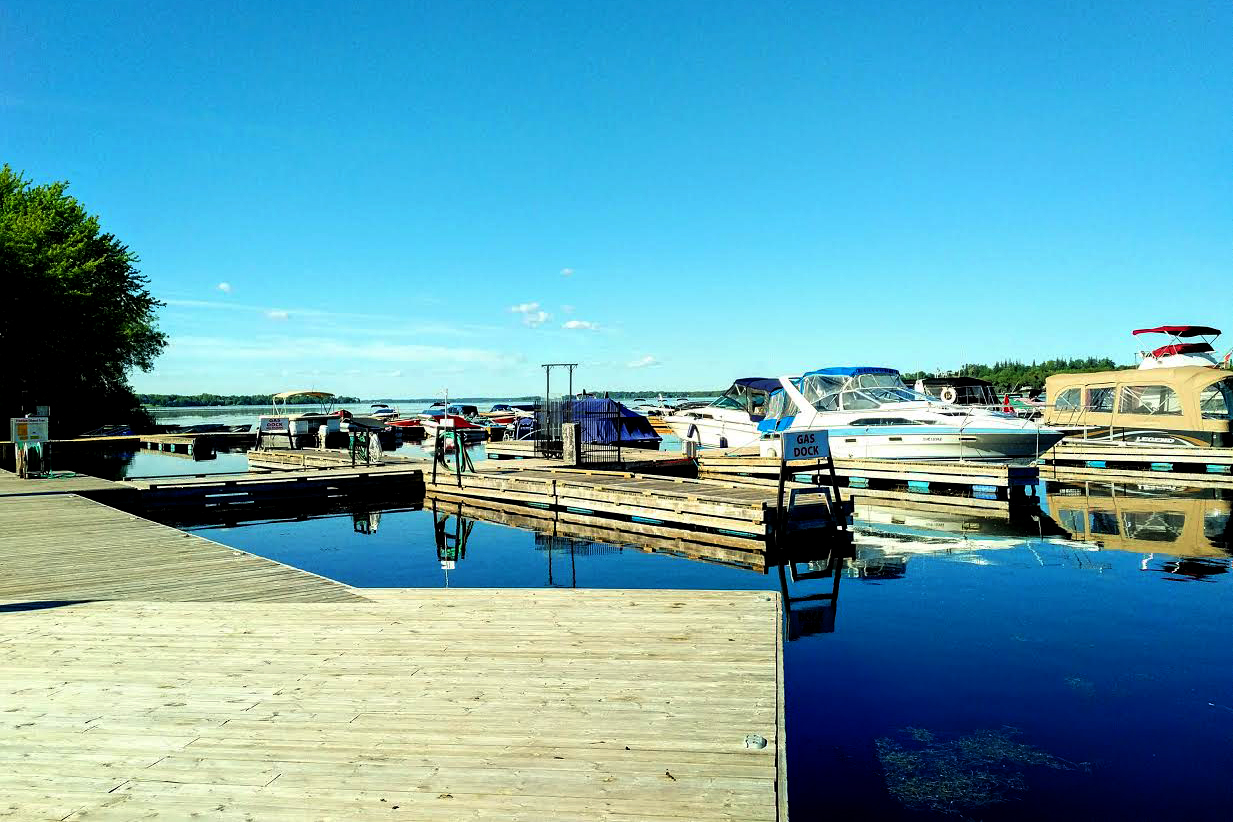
[[0, 494, 360, 604], [0, 591, 785, 821]]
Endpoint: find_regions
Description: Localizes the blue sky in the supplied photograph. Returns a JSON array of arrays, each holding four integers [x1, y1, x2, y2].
[[4, 1, 1230, 397]]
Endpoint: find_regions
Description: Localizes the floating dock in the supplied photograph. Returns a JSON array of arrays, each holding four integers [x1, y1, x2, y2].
[[485, 439, 696, 473], [427, 493, 797, 573], [1043, 440, 1233, 483], [696, 447, 1038, 518], [425, 464, 845, 541]]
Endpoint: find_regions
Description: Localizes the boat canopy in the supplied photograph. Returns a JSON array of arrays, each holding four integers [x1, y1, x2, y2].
[[1133, 325, 1221, 338], [273, 390, 335, 400], [733, 377, 782, 392], [800, 367, 900, 378], [795, 367, 916, 411], [1151, 342, 1215, 358]]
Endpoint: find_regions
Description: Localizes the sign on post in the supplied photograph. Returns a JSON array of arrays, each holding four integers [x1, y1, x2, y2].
[[781, 429, 829, 462], [10, 417, 49, 444]]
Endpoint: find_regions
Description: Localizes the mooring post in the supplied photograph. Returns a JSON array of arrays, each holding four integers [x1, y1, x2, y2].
[[562, 422, 581, 467]]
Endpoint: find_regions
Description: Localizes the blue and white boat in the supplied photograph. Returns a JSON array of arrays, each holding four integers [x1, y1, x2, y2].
[[666, 367, 1065, 460]]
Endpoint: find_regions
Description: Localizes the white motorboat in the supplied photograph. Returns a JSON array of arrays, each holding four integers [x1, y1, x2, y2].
[[666, 367, 1065, 460]]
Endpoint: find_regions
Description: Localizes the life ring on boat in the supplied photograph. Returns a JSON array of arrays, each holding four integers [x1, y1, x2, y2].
[[940, 387, 958, 404]]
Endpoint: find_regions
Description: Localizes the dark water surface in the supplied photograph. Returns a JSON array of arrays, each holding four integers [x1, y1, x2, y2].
[[181, 487, 1233, 820]]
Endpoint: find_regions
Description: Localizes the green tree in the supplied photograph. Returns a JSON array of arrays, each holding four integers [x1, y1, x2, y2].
[[0, 165, 167, 436]]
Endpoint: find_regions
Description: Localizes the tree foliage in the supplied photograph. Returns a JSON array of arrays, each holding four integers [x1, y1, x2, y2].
[[139, 393, 361, 408], [0, 165, 167, 436], [901, 357, 1127, 391]]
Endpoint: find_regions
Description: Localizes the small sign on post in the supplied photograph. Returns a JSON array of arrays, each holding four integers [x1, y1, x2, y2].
[[10, 417, 49, 445], [781, 429, 829, 461]]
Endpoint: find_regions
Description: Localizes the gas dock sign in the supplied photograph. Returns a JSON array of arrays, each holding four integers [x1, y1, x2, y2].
[[781, 429, 829, 461]]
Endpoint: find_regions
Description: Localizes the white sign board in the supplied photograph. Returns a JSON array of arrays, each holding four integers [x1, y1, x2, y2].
[[10, 417, 49, 444], [258, 415, 290, 433], [781, 429, 829, 462]]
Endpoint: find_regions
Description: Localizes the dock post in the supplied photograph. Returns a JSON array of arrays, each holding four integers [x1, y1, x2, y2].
[[562, 423, 582, 467]]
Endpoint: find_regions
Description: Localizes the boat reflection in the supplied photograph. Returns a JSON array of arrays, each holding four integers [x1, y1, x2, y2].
[[1043, 480, 1233, 561]]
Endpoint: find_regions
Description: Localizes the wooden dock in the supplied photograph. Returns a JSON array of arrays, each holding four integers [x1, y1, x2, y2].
[[486, 439, 696, 473], [0, 593, 785, 819], [427, 494, 789, 573], [1043, 440, 1233, 482], [425, 464, 844, 541], [696, 447, 1038, 518], [0, 494, 360, 603], [128, 464, 426, 516]]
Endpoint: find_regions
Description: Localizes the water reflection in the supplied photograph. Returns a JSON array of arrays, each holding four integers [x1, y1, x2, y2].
[[1044, 480, 1232, 558], [777, 552, 847, 639]]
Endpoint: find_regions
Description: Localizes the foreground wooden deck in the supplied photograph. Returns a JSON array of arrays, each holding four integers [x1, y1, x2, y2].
[[0, 591, 785, 821], [0, 494, 360, 603], [0, 490, 788, 819]]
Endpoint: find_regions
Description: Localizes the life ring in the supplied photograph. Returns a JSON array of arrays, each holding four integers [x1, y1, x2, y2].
[[940, 387, 958, 404]]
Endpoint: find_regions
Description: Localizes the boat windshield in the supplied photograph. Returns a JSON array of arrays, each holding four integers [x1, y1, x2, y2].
[[797, 372, 926, 411], [1200, 377, 1233, 420], [712, 383, 770, 415]]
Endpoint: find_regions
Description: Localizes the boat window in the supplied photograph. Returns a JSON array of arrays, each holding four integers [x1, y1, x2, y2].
[[1119, 385, 1182, 416], [1055, 388, 1082, 410], [1089, 511, 1119, 536], [1121, 511, 1185, 543], [764, 390, 800, 421], [1200, 377, 1233, 420], [1057, 509, 1085, 534], [840, 391, 880, 411], [1084, 386, 1115, 413], [848, 418, 923, 425]]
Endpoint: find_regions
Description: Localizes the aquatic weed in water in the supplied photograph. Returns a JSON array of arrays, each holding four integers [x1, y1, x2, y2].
[[876, 726, 1077, 816]]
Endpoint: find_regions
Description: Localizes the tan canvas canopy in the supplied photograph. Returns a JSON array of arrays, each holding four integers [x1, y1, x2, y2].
[[1045, 365, 1232, 436], [272, 390, 335, 400]]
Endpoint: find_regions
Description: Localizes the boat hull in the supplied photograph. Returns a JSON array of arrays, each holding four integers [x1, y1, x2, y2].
[[826, 428, 1066, 461]]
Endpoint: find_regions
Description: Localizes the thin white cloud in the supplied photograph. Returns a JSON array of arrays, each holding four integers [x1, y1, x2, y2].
[[266, 309, 290, 321], [217, 282, 233, 294], [561, 304, 575, 314], [563, 320, 599, 330], [628, 355, 659, 368], [560, 267, 575, 276], [509, 301, 550, 327]]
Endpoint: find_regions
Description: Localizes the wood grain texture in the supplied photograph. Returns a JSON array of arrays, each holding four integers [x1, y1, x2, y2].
[[0, 592, 784, 820]]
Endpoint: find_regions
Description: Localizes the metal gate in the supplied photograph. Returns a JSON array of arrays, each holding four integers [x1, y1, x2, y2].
[[532, 398, 624, 465]]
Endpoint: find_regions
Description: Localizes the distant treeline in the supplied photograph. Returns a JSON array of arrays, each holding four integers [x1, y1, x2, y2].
[[140, 393, 361, 407], [901, 358, 1126, 391]]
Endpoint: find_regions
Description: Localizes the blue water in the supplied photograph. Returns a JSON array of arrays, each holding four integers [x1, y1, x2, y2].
[[188, 497, 1233, 820]]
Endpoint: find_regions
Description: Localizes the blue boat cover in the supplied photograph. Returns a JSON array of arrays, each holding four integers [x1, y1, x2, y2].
[[799, 366, 900, 378], [734, 378, 782, 392], [572, 398, 661, 444]]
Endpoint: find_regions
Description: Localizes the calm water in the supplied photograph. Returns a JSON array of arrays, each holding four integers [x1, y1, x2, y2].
[[176, 485, 1233, 820]]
